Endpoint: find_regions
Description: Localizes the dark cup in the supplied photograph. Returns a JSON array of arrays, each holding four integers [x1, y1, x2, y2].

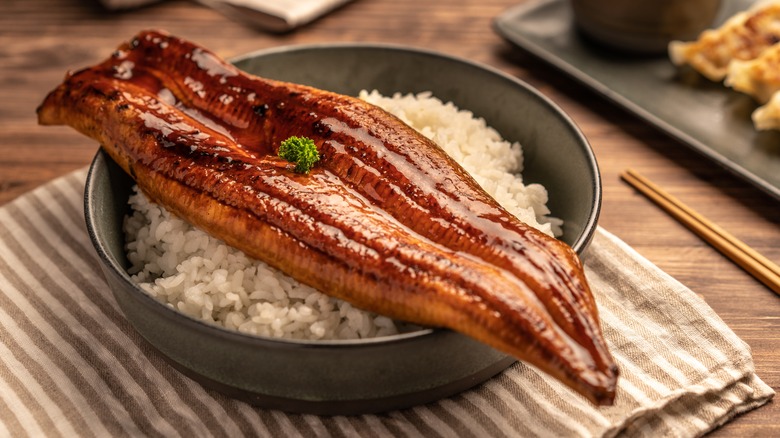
[[571, 0, 722, 54]]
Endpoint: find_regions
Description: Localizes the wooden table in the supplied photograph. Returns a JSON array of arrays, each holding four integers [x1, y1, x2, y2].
[[1, 0, 777, 434]]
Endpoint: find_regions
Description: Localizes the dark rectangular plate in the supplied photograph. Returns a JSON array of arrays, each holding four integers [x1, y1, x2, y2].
[[494, 0, 780, 201]]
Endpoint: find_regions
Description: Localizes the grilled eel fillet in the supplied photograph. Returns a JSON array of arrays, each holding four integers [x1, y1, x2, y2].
[[38, 30, 618, 405]]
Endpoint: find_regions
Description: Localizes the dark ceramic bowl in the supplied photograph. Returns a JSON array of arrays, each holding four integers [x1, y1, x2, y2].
[[85, 43, 601, 415]]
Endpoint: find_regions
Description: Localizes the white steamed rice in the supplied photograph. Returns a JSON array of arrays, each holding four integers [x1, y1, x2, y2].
[[124, 91, 562, 340]]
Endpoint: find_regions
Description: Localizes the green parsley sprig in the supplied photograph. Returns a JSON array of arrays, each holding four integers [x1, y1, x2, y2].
[[278, 136, 320, 174]]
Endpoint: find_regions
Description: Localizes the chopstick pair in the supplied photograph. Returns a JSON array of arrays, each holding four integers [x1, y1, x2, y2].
[[621, 169, 780, 297]]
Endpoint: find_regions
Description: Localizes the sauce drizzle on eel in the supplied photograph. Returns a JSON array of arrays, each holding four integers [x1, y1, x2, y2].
[[38, 30, 618, 405]]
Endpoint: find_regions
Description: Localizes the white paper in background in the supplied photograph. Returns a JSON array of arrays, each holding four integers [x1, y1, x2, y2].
[[197, 0, 355, 32], [100, 0, 355, 31]]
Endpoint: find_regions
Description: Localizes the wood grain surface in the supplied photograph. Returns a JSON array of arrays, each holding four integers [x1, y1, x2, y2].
[[1, 0, 777, 435]]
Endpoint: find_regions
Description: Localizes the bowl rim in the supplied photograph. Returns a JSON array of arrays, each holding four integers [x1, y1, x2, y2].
[[84, 42, 601, 350]]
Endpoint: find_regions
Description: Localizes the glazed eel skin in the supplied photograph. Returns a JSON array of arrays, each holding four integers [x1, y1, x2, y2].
[[38, 30, 618, 405]]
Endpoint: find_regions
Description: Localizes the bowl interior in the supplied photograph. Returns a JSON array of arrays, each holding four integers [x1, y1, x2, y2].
[[85, 43, 601, 413]]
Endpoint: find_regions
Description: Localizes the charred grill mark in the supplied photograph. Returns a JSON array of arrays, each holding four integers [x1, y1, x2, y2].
[[312, 119, 332, 137], [252, 103, 269, 117]]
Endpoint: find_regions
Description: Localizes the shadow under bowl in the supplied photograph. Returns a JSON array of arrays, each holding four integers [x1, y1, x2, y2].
[[84, 43, 601, 415]]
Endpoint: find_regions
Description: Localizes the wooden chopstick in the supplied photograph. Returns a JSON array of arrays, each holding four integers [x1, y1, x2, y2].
[[620, 168, 780, 297]]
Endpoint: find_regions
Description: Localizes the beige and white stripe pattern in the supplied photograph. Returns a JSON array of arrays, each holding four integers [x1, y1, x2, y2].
[[0, 168, 774, 437]]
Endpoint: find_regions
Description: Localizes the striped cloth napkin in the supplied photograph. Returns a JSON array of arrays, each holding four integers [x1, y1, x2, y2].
[[0, 168, 773, 437]]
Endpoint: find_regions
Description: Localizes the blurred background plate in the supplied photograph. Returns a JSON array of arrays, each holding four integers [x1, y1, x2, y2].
[[494, 0, 780, 202]]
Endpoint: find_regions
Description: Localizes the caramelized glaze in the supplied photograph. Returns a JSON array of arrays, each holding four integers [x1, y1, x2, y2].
[[38, 30, 618, 405]]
